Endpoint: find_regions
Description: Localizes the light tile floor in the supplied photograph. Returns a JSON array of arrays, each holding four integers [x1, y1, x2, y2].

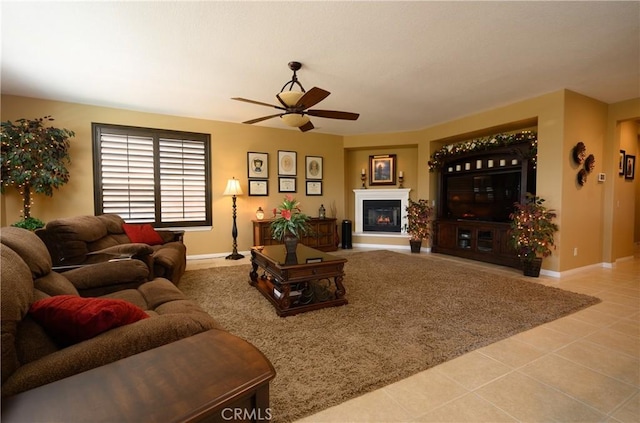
[[187, 247, 639, 423]]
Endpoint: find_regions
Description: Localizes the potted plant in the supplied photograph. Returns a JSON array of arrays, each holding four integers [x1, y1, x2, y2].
[[271, 195, 311, 253], [509, 194, 559, 277], [403, 199, 433, 253], [1, 116, 74, 229]]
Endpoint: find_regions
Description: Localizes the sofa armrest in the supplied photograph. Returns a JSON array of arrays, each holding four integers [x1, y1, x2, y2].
[[88, 243, 154, 259], [1, 329, 275, 422], [157, 229, 184, 243], [62, 260, 149, 295]]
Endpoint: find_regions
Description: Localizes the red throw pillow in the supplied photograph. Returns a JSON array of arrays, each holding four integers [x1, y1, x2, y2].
[[29, 295, 149, 346], [122, 223, 164, 246]]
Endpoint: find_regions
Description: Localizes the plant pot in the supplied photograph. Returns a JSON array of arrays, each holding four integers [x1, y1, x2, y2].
[[522, 257, 543, 277], [284, 236, 299, 255], [409, 239, 422, 254]]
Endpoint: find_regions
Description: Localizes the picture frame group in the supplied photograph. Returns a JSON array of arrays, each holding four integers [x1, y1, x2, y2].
[[247, 150, 326, 196], [620, 150, 636, 180], [247, 152, 269, 196]]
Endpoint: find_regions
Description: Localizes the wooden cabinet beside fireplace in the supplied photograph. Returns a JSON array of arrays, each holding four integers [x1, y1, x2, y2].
[[252, 218, 338, 252]]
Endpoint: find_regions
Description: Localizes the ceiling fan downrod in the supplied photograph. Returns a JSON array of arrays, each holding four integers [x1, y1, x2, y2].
[[280, 61, 306, 93]]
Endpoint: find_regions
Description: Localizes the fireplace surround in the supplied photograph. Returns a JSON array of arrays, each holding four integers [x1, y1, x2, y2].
[[353, 189, 410, 235]]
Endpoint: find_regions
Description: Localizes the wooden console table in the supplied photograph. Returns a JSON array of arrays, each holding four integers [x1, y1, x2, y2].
[[1, 330, 276, 423], [250, 244, 347, 317], [252, 218, 338, 251]]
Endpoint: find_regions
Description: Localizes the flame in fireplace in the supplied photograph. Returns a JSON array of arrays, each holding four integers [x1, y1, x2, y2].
[[376, 215, 391, 224]]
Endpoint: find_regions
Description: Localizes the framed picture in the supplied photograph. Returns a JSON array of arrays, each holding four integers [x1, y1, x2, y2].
[[278, 150, 297, 176], [369, 154, 397, 185], [306, 181, 322, 196], [305, 156, 323, 180], [247, 152, 268, 179], [278, 177, 296, 193], [625, 155, 636, 180], [248, 179, 268, 196], [619, 150, 626, 175]]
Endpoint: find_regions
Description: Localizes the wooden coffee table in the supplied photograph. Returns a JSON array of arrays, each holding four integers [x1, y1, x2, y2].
[[250, 244, 348, 317]]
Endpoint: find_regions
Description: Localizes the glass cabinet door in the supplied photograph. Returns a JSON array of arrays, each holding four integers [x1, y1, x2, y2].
[[477, 230, 493, 252], [458, 229, 472, 249]]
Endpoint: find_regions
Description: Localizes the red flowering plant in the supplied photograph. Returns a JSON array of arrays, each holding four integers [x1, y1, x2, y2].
[[270, 195, 311, 241], [509, 194, 559, 262]]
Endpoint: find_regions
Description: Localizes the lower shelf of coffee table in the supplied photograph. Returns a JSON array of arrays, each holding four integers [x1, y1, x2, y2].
[[252, 276, 347, 317]]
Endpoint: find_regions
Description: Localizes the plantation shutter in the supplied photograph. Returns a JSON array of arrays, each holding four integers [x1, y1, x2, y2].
[[93, 123, 211, 227], [159, 138, 207, 222], [99, 133, 156, 222]]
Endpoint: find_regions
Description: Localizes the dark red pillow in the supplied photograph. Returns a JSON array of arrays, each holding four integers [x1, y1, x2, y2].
[[122, 223, 164, 246], [29, 295, 149, 345]]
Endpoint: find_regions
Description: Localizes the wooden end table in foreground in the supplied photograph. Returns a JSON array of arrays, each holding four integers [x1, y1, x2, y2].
[[250, 244, 348, 317]]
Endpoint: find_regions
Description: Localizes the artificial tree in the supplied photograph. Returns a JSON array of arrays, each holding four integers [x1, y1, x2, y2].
[[1, 116, 74, 228], [403, 198, 433, 253], [509, 193, 559, 276]]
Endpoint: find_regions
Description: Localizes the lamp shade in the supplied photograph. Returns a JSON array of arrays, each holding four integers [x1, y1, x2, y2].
[[278, 91, 304, 107], [281, 113, 310, 128], [223, 178, 243, 196]]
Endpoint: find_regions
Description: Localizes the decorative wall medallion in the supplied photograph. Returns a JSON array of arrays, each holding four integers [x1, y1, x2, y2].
[[584, 154, 595, 173], [577, 169, 588, 186], [572, 142, 587, 164]]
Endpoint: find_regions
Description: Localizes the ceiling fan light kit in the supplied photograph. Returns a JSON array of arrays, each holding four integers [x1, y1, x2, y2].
[[232, 61, 359, 132], [278, 91, 304, 107], [281, 113, 310, 128]]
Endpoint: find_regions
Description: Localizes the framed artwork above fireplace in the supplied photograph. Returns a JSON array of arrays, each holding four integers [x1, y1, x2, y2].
[[369, 154, 396, 185]]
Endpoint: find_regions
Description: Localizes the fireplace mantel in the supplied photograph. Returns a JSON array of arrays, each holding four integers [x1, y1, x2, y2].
[[353, 189, 411, 235]]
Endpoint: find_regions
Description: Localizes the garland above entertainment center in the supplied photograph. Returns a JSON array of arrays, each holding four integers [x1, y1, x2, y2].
[[428, 131, 538, 172]]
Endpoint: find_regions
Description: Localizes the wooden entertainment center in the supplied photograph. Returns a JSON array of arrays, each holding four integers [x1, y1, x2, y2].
[[432, 141, 536, 268]]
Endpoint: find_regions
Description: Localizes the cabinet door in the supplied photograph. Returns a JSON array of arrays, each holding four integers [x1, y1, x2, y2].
[[435, 221, 457, 249], [476, 228, 494, 252], [315, 221, 335, 249]]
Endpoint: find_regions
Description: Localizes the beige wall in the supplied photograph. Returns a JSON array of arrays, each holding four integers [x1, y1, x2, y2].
[[561, 91, 608, 270], [3, 91, 638, 272], [605, 99, 640, 262], [0, 95, 343, 257], [616, 120, 639, 254]]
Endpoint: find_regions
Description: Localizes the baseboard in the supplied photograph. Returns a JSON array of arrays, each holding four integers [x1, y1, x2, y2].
[[188, 251, 251, 261], [351, 243, 431, 253]]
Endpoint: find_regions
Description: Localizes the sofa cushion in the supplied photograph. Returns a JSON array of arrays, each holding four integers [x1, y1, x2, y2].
[[122, 223, 164, 246], [96, 214, 126, 234], [1, 245, 34, 385], [0, 227, 52, 278], [29, 295, 149, 346]]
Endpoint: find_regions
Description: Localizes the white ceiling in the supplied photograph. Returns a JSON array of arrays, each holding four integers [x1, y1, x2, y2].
[[2, 1, 639, 136]]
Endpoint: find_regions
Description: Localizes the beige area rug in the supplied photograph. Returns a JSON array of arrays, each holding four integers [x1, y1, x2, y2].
[[180, 250, 600, 423]]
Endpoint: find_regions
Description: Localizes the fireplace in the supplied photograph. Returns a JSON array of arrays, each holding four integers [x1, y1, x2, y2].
[[363, 200, 402, 232], [353, 188, 411, 235]]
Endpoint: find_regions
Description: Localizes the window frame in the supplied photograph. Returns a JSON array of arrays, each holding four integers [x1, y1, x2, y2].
[[92, 123, 212, 228]]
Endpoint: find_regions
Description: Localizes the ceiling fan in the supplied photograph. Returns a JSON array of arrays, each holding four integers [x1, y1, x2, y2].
[[232, 61, 359, 132]]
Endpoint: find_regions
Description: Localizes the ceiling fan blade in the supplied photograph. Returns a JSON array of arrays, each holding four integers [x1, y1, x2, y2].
[[306, 109, 360, 120], [299, 121, 315, 132], [232, 97, 285, 110], [243, 114, 282, 124], [295, 87, 330, 110]]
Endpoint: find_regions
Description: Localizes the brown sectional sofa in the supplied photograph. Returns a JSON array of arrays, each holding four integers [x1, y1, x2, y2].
[[36, 214, 187, 284], [1, 227, 275, 421]]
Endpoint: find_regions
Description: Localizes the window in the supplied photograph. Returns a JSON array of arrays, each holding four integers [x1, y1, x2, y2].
[[92, 123, 211, 227]]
